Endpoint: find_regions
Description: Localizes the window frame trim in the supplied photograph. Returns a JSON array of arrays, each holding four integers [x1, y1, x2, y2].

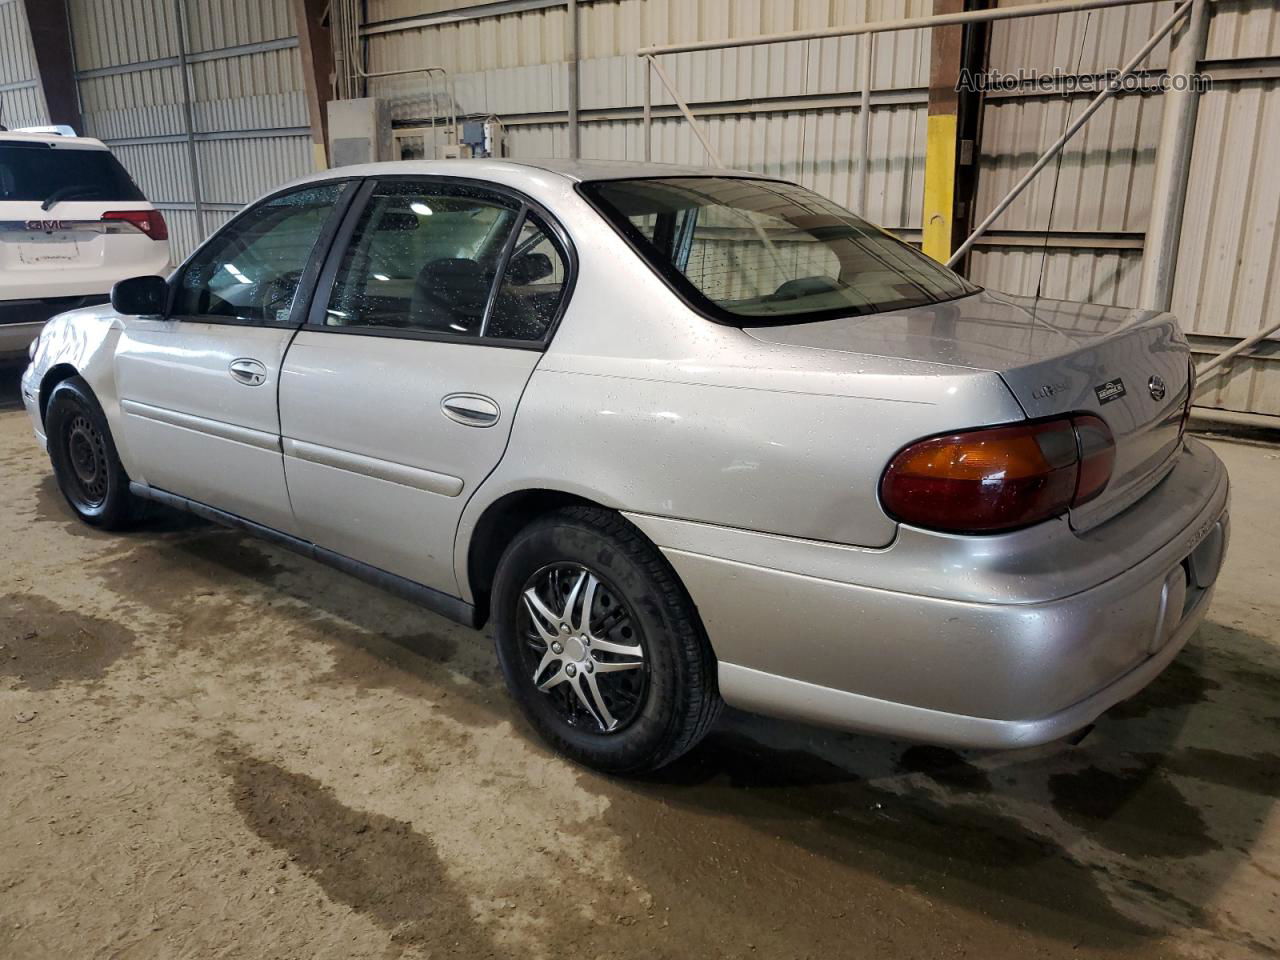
[[303, 174, 578, 351], [575, 175, 981, 329], [163, 178, 361, 329]]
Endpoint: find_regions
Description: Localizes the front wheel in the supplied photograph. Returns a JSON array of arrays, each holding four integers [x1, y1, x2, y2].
[[45, 376, 142, 530], [492, 506, 721, 774]]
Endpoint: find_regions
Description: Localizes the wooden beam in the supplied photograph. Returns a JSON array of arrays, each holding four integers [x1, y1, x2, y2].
[[921, 0, 966, 263], [290, 0, 334, 170], [20, 0, 81, 132]]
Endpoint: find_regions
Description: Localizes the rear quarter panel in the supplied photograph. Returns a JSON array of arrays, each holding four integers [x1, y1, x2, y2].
[[452, 184, 1027, 600]]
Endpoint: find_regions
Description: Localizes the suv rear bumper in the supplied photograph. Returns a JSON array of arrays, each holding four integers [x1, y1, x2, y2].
[[0, 297, 108, 360], [626, 438, 1229, 749]]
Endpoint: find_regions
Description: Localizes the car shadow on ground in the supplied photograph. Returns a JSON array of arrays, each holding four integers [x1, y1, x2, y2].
[[0, 365, 25, 412], [629, 625, 1279, 949]]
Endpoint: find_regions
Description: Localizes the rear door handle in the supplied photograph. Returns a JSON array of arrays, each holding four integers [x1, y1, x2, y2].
[[441, 393, 500, 427], [229, 358, 267, 386]]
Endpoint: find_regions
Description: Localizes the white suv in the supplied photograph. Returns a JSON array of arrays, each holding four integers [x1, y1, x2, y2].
[[1, 130, 170, 361]]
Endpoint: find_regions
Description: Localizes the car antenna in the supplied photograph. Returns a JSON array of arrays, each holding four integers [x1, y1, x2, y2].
[[1033, 11, 1094, 318]]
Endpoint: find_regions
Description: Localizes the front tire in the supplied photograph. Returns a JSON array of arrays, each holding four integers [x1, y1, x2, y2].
[[492, 506, 721, 774], [45, 376, 142, 530]]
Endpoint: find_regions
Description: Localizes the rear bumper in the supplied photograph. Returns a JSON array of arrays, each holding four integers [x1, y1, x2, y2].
[[0, 297, 108, 359], [626, 438, 1229, 749]]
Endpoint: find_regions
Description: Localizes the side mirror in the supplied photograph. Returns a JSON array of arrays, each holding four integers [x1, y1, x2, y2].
[[111, 275, 169, 316]]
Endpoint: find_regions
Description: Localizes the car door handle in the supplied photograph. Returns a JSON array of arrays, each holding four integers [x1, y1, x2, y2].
[[229, 358, 268, 386], [441, 393, 500, 427]]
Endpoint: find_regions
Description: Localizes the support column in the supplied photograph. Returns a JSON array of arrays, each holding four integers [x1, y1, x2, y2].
[[1138, 0, 1209, 312], [921, 0, 966, 263], [291, 0, 335, 170], [20, 0, 81, 131], [566, 0, 580, 159]]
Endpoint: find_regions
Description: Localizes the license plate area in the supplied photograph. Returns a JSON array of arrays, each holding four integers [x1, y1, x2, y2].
[[15, 231, 82, 265], [0, 224, 95, 266]]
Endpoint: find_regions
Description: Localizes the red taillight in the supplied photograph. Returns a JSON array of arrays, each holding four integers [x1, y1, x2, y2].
[[1072, 414, 1115, 505], [880, 414, 1116, 534], [102, 209, 168, 242]]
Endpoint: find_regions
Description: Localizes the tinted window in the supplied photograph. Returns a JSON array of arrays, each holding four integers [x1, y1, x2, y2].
[[173, 183, 343, 324], [0, 143, 145, 204], [583, 177, 979, 325], [484, 213, 568, 341], [323, 182, 520, 336]]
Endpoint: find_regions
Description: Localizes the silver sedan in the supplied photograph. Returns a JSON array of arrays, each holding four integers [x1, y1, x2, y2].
[[20, 160, 1229, 773]]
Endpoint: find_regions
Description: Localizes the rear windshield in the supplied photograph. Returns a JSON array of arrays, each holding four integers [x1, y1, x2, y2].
[[582, 176, 978, 325], [0, 143, 145, 206]]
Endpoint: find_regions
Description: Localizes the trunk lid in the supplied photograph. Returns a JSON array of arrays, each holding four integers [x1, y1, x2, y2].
[[742, 289, 1191, 532]]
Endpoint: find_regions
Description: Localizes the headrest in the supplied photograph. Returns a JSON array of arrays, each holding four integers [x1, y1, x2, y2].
[[506, 251, 554, 285]]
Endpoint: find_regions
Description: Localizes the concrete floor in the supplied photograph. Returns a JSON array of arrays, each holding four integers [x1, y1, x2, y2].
[[1, 368, 1278, 960]]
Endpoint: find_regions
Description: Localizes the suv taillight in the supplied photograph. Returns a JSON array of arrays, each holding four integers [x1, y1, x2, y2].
[[880, 414, 1116, 534], [102, 209, 168, 242]]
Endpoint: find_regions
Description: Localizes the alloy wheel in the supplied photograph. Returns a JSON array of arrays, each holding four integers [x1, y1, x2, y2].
[[517, 563, 648, 733]]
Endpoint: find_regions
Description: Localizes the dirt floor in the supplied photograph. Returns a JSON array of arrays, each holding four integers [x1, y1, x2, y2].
[[1, 368, 1278, 960]]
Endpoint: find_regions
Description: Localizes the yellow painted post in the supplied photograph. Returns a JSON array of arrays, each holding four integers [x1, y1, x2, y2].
[[923, 113, 958, 262], [921, 0, 966, 264]]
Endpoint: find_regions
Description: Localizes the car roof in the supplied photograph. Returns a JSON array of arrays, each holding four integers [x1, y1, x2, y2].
[[294, 157, 772, 187], [0, 131, 110, 150]]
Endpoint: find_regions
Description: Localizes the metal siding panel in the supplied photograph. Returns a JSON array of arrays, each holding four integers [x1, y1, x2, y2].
[[78, 66, 187, 140], [968, 246, 1144, 307], [185, 0, 296, 53], [195, 135, 312, 204], [0, 0, 48, 126], [68, 0, 177, 71], [989, 0, 1176, 74], [976, 91, 1160, 233], [0, 84, 47, 128], [1172, 78, 1280, 344], [110, 140, 194, 203], [0, 0, 37, 82], [1204, 0, 1280, 62], [189, 47, 308, 133]]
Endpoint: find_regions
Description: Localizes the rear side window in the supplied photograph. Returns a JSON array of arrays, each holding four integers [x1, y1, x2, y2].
[[0, 143, 145, 205], [322, 181, 522, 336], [485, 213, 568, 341], [582, 176, 978, 326]]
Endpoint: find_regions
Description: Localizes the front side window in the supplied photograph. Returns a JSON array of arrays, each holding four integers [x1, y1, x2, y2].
[[582, 177, 979, 325], [173, 183, 344, 324], [323, 181, 521, 336]]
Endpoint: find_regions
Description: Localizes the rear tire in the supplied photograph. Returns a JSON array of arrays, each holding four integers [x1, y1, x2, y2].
[[492, 506, 721, 774], [45, 376, 142, 530]]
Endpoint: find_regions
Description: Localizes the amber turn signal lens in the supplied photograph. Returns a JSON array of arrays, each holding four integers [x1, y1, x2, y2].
[[880, 415, 1115, 534]]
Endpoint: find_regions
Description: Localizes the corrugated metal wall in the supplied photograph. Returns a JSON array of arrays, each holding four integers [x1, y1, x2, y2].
[[0, 0, 49, 128], [973, 0, 1280, 415], [67, 0, 314, 261], [365, 0, 934, 238]]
